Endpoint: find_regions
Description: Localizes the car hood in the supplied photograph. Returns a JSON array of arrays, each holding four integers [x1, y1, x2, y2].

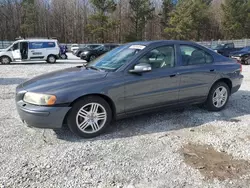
[[230, 51, 249, 57], [20, 66, 108, 93], [0, 48, 7, 52]]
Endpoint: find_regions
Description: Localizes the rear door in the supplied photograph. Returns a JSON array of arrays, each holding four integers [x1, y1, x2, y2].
[[124, 45, 180, 113], [178, 44, 217, 104], [28, 41, 46, 60]]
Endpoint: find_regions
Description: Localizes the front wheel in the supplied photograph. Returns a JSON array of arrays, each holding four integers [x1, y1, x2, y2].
[[89, 55, 96, 62], [0, 56, 11, 64], [246, 58, 250, 65], [206, 82, 230, 111], [67, 96, 112, 138]]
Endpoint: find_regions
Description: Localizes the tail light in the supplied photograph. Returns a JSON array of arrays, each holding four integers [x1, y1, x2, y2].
[[236, 60, 242, 72]]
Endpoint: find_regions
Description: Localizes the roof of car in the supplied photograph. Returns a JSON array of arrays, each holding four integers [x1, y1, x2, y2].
[[127, 40, 198, 46], [16, 39, 58, 42]]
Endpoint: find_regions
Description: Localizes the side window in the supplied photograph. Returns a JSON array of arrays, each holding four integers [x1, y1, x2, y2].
[[180, 45, 213, 66], [29, 42, 43, 49], [13, 43, 19, 50], [138, 45, 175, 69], [43, 42, 56, 48]]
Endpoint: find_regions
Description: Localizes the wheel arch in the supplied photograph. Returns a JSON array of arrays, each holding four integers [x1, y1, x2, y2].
[[0, 55, 12, 62], [210, 78, 232, 94], [62, 93, 117, 127]]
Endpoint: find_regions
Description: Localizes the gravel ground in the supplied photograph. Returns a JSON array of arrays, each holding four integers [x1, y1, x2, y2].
[[0, 58, 250, 188]]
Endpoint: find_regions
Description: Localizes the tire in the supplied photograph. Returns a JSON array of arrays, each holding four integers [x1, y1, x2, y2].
[[47, 55, 56, 64], [67, 96, 112, 138], [60, 54, 67, 59], [89, 55, 96, 62], [246, 58, 250, 65], [206, 82, 230, 112], [0, 56, 11, 64]]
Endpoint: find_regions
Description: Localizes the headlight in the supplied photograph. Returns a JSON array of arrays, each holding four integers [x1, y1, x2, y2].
[[23, 92, 57, 106], [83, 51, 89, 55]]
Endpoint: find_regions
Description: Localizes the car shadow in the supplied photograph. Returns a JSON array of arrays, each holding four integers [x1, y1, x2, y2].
[[54, 90, 250, 142], [0, 78, 27, 85]]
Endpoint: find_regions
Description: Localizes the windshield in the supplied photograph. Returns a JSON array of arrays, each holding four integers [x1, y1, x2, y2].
[[5, 43, 14, 50], [213, 44, 224, 50], [88, 44, 145, 71], [94, 45, 104, 50]]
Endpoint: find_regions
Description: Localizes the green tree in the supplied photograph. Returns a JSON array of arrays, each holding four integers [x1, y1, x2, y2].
[[160, 0, 175, 38], [21, 0, 37, 37], [161, 0, 174, 27], [222, 0, 250, 39], [87, 0, 117, 43], [164, 0, 211, 41], [126, 0, 155, 42]]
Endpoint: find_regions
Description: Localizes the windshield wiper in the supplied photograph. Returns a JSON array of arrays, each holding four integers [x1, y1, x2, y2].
[[85, 65, 102, 71]]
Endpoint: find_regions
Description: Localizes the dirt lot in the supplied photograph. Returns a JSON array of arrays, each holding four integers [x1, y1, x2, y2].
[[0, 60, 250, 188]]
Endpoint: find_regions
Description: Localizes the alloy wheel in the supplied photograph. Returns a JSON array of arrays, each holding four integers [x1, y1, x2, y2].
[[1, 57, 10, 64], [212, 86, 228, 108], [76, 103, 107, 134]]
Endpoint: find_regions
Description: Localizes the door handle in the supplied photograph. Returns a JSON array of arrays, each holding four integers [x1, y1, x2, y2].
[[31, 50, 35, 52]]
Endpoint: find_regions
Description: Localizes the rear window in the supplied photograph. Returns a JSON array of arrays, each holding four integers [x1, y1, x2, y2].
[[29, 42, 56, 49]]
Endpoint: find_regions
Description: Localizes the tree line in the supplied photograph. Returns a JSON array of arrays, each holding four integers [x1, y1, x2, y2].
[[0, 0, 249, 43]]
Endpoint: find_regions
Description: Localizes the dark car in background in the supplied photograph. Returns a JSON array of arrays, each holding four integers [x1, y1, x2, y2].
[[213, 43, 242, 57], [80, 44, 119, 62], [229, 46, 250, 65], [16, 40, 243, 138], [74, 44, 102, 57]]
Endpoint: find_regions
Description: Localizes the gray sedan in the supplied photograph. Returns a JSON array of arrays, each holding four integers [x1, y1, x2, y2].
[[16, 40, 243, 138]]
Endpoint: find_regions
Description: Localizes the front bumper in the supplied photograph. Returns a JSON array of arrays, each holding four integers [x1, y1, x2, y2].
[[16, 100, 71, 129]]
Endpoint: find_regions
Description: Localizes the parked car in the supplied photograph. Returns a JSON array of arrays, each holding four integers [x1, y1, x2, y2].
[[213, 43, 242, 57], [0, 38, 60, 64], [70, 44, 79, 54], [229, 46, 250, 65], [16, 40, 243, 138], [80, 44, 119, 62], [74, 44, 102, 57]]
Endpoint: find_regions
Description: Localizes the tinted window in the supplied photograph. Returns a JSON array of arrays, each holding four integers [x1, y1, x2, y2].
[[13, 43, 19, 50], [138, 46, 175, 69], [180, 45, 213, 66], [88, 45, 144, 71], [43, 42, 56, 48], [29, 42, 55, 49]]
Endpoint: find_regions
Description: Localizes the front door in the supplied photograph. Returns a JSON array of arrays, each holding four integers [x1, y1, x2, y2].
[[178, 44, 217, 103], [124, 45, 180, 113], [12, 42, 21, 61], [28, 41, 45, 60]]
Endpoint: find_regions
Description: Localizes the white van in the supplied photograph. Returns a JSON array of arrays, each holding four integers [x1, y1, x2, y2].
[[0, 39, 60, 64]]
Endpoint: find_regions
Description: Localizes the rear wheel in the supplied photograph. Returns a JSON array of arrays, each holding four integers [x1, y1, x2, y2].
[[206, 82, 230, 111], [60, 54, 67, 59], [0, 56, 11, 64], [67, 96, 112, 138], [47, 55, 56, 64]]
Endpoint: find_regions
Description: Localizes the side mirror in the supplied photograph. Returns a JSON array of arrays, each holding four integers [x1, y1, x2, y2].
[[129, 63, 152, 73]]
